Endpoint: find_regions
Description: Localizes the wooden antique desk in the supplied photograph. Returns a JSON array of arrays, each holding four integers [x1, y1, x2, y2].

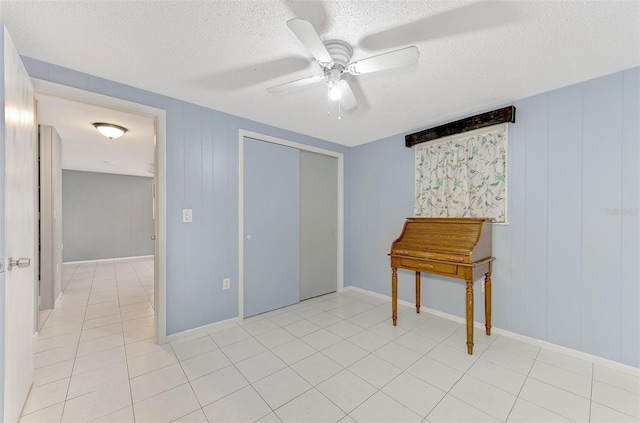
[[389, 217, 495, 355]]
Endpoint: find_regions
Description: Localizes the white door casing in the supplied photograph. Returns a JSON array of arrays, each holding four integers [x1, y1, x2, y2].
[[2, 27, 36, 423], [31, 79, 167, 344]]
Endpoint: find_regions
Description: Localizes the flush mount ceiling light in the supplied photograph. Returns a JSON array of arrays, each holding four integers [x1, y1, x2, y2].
[[93, 122, 128, 140]]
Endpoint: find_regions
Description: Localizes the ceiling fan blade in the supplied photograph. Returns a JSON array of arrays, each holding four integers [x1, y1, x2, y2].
[[285, 0, 329, 34], [266, 75, 324, 94], [347, 46, 420, 75], [339, 81, 358, 110], [286, 19, 333, 65]]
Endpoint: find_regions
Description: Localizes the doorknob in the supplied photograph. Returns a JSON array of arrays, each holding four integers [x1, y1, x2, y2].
[[151, 235, 156, 240], [8, 257, 30, 270]]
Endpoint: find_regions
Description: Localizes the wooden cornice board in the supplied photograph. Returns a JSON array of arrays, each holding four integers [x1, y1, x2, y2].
[[405, 105, 516, 148]]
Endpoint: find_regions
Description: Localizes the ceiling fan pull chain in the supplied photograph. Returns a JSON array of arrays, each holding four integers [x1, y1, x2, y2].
[[327, 87, 331, 116], [338, 99, 342, 120]]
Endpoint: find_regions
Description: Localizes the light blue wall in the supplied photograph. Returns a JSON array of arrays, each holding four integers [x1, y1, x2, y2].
[[21, 56, 352, 335], [350, 67, 640, 367], [18, 55, 639, 366]]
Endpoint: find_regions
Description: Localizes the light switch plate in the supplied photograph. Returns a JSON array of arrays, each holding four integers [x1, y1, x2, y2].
[[182, 209, 193, 223]]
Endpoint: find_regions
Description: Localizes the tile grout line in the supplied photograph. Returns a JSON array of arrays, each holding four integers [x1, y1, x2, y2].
[[167, 337, 205, 422], [114, 260, 139, 422], [503, 345, 543, 422], [59, 262, 97, 423], [207, 331, 277, 420]]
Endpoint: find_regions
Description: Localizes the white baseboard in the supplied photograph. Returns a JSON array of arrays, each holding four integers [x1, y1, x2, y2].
[[162, 316, 241, 345], [63, 255, 154, 265], [344, 286, 640, 377]]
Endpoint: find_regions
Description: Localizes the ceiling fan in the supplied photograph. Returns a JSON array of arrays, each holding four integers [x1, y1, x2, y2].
[[266, 19, 420, 112]]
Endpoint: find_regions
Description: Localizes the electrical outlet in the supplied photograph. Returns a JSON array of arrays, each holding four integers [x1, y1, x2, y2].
[[182, 209, 193, 223], [223, 278, 230, 290], [482, 280, 485, 293]]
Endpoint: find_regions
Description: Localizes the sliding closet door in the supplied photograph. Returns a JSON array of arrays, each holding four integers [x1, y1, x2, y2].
[[244, 138, 300, 317], [299, 151, 338, 300]]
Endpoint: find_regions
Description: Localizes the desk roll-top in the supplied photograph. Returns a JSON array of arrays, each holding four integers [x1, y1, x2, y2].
[[389, 217, 495, 354]]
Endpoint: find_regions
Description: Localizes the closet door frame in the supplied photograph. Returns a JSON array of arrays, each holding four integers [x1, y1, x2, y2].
[[238, 129, 344, 320]]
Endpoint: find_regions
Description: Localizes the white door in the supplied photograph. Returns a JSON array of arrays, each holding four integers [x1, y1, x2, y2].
[[2, 27, 36, 423]]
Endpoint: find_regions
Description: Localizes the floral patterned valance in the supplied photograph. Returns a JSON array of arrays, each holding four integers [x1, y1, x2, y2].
[[414, 124, 507, 223]]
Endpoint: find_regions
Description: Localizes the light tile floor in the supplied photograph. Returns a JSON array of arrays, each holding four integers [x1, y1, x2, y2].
[[20, 258, 640, 422]]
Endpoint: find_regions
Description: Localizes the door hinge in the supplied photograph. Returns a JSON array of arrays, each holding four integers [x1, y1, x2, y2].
[[0, 259, 4, 273]]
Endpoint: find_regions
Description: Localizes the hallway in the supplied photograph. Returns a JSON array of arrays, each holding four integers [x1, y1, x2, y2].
[[22, 257, 155, 422]]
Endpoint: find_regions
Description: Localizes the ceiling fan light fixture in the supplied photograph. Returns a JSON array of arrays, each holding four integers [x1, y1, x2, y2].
[[93, 122, 128, 139], [266, 19, 420, 116], [328, 82, 342, 100]]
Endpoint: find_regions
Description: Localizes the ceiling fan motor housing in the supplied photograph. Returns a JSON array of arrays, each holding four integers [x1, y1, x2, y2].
[[324, 40, 353, 71]]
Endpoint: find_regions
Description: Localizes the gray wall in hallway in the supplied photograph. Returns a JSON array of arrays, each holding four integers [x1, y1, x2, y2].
[[62, 170, 154, 262]]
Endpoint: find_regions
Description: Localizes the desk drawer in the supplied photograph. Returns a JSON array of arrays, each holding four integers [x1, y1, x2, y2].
[[399, 258, 458, 275]]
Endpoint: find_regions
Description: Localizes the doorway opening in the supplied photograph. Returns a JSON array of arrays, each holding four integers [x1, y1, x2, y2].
[[31, 79, 167, 344]]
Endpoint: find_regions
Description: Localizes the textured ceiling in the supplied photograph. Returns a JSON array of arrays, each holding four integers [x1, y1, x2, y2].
[[36, 93, 155, 177], [2, 0, 639, 147]]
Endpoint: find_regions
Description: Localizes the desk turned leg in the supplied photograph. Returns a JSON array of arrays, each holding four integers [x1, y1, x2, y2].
[[392, 267, 398, 326], [415, 271, 421, 313], [485, 270, 492, 336], [466, 278, 474, 355]]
